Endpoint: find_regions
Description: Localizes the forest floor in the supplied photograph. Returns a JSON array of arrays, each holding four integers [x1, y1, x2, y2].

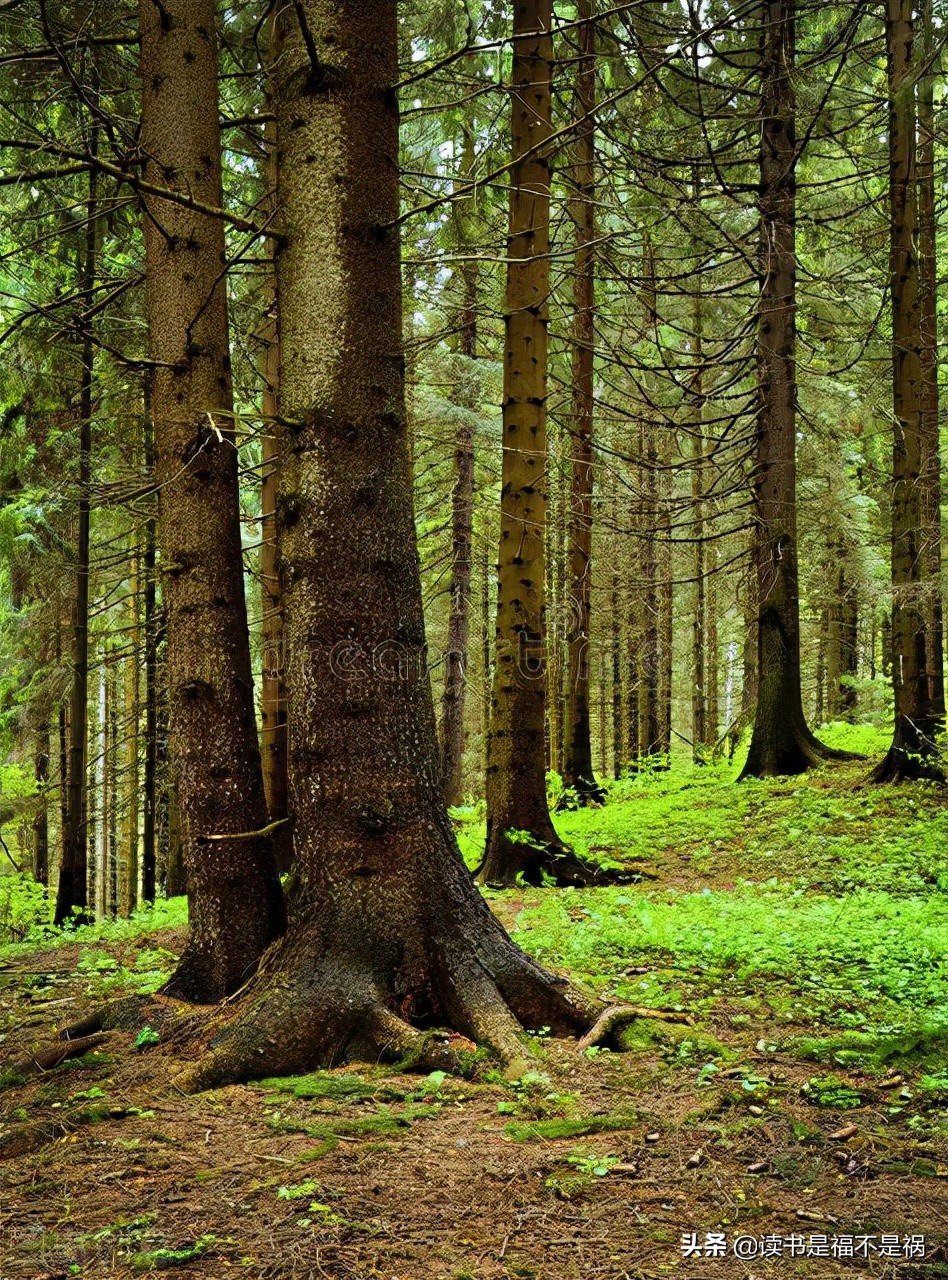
[[1, 725, 947, 1280]]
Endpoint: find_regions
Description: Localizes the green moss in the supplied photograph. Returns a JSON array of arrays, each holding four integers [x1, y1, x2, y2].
[[266, 1103, 441, 1142], [504, 1113, 637, 1142]]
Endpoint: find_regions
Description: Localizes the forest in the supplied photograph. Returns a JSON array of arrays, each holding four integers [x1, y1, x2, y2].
[[0, 0, 946, 1277]]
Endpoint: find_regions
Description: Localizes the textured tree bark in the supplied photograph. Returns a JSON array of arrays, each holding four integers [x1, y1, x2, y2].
[[138, 0, 284, 997], [439, 124, 477, 810], [480, 0, 595, 886], [826, 560, 858, 722], [690, 251, 710, 762], [174, 0, 600, 1093], [917, 0, 945, 726], [639, 422, 661, 762], [872, 0, 942, 782], [141, 393, 158, 905], [120, 563, 140, 918], [561, 0, 603, 806], [259, 116, 293, 874], [657, 445, 673, 760], [54, 147, 97, 927], [739, 0, 848, 779], [32, 715, 49, 886]]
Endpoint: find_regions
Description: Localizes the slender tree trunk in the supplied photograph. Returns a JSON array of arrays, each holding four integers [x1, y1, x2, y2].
[[562, 0, 603, 805], [175, 0, 599, 1093], [739, 0, 846, 778], [32, 714, 49, 886], [440, 125, 478, 809], [706, 540, 719, 740], [54, 145, 97, 927], [690, 252, 710, 761], [917, 0, 944, 723], [481, 0, 594, 886], [259, 117, 293, 874], [141, 390, 157, 904], [120, 560, 140, 917], [639, 423, 661, 760], [138, 0, 284, 999], [826, 559, 858, 721], [657, 441, 673, 761], [872, 0, 942, 781]]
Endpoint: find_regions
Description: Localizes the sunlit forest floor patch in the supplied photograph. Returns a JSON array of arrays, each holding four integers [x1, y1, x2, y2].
[[1, 731, 947, 1278]]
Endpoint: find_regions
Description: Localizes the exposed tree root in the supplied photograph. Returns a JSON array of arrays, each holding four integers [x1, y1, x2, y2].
[[476, 826, 611, 888], [555, 777, 607, 812], [576, 1005, 694, 1053], [0, 1100, 139, 1160], [739, 720, 863, 780], [869, 745, 945, 784], [59, 993, 188, 1042], [13, 1032, 109, 1077]]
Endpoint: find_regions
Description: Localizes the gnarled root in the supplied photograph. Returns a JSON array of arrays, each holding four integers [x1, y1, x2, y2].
[[59, 993, 194, 1044], [577, 1005, 693, 1053], [13, 1032, 109, 1078]]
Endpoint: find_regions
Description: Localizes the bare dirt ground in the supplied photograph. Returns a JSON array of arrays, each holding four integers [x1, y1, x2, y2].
[[1, 921, 946, 1280]]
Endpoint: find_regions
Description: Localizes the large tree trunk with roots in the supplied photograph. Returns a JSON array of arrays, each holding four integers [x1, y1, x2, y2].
[[480, 0, 595, 887], [561, 0, 604, 808], [872, 0, 943, 783], [138, 0, 284, 999], [170, 0, 601, 1093], [739, 0, 850, 779]]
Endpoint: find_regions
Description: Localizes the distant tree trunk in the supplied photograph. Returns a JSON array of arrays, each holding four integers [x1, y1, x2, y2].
[[657, 443, 673, 760], [440, 124, 478, 809], [706, 540, 719, 740], [120, 561, 140, 918], [739, 0, 846, 778], [639, 423, 661, 760], [138, 0, 284, 998], [259, 117, 293, 873], [32, 714, 49, 886], [562, 0, 603, 805], [481, 0, 593, 886], [815, 609, 827, 725], [917, 0, 944, 724], [872, 0, 942, 781], [690, 257, 711, 761], [175, 0, 599, 1093], [141, 391, 157, 904], [546, 438, 567, 776], [826, 559, 858, 721], [54, 146, 97, 928]]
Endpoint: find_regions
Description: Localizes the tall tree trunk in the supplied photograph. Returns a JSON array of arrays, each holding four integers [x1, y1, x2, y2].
[[657, 440, 673, 761], [175, 0, 599, 1093], [739, 0, 845, 778], [481, 0, 593, 886], [872, 0, 942, 781], [917, 0, 944, 724], [141, 390, 158, 904], [120, 560, 140, 918], [561, 0, 604, 805], [439, 124, 477, 809], [826, 558, 858, 721], [32, 712, 49, 886], [639, 422, 661, 760], [259, 117, 293, 873], [138, 0, 284, 999], [54, 144, 97, 928]]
